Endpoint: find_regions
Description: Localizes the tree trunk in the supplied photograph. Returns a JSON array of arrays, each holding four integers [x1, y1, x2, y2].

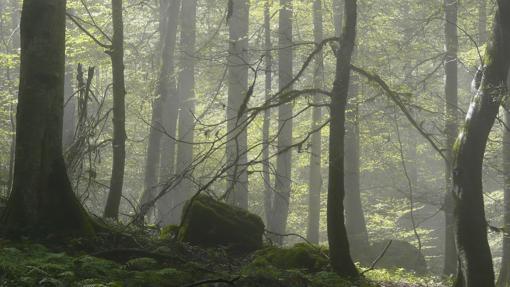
[[452, 2, 510, 286], [270, 0, 293, 245], [140, 0, 180, 222], [1, 0, 94, 236], [498, 87, 510, 287], [172, 0, 197, 224], [156, 0, 181, 226], [226, 0, 250, 209], [104, 0, 127, 219], [263, 0, 273, 226], [443, 0, 459, 276], [307, 0, 324, 245], [327, 0, 358, 278], [63, 66, 75, 150], [479, 0, 488, 44]]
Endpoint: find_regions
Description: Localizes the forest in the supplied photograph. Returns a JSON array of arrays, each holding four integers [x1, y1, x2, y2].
[[0, 0, 509, 286]]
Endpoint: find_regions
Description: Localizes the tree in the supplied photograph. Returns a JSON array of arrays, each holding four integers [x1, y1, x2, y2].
[[443, 0, 458, 276], [307, 0, 324, 245], [156, 0, 181, 226], [226, 0, 250, 209], [172, 0, 198, 224], [1, 0, 94, 236], [452, 1, 510, 286], [140, 0, 180, 222], [270, 0, 294, 245], [104, 0, 127, 219], [263, 0, 273, 226], [327, 0, 359, 278]]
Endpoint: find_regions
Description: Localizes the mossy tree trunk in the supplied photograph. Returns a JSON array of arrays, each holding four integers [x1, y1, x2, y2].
[[104, 0, 127, 220], [327, 0, 358, 278], [452, 1, 510, 286], [443, 0, 459, 276], [1, 0, 94, 236]]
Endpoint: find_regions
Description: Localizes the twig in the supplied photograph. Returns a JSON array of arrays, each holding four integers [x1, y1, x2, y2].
[[182, 276, 241, 287], [361, 240, 393, 275]]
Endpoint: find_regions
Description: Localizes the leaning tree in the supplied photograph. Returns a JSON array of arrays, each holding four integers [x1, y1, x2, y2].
[[451, 0, 510, 286]]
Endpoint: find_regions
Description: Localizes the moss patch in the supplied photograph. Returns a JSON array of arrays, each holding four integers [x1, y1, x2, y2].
[[251, 243, 329, 272]]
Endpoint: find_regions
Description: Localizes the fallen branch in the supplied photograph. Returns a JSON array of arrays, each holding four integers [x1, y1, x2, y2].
[[361, 240, 393, 275]]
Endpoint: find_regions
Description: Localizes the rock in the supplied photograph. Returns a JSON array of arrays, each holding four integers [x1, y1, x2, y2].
[[369, 240, 427, 274], [252, 243, 329, 272], [177, 195, 265, 253]]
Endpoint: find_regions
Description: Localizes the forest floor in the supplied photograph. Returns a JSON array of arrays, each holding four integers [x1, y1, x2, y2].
[[0, 224, 451, 287]]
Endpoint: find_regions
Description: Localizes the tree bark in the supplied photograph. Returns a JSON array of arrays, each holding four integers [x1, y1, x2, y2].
[[452, 1, 510, 286], [1, 0, 94, 236], [226, 0, 250, 209], [327, 0, 358, 278], [156, 0, 181, 226], [63, 66, 75, 150], [172, 0, 197, 224], [104, 0, 127, 219], [307, 0, 324, 245], [269, 0, 294, 245], [443, 0, 459, 276], [263, 0, 273, 226]]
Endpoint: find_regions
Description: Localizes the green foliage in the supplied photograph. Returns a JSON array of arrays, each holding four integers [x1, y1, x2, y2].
[[251, 243, 329, 272]]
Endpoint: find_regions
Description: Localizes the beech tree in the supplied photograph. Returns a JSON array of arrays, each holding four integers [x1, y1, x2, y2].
[[451, 0, 510, 285], [327, 0, 358, 278], [1, 0, 94, 236]]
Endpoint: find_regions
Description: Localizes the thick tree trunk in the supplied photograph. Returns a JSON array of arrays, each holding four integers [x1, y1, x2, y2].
[[443, 0, 459, 276], [156, 0, 180, 226], [270, 0, 294, 244], [498, 89, 510, 287], [1, 0, 93, 236], [307, 0, 324, 245], [226, 0, 250, 209], [479, 0, 488, 44], [327, 0, 358, 278], [172, 0, 197, 224], [452, 2, 510, 286], [104, 0, 127, 219], [263, 1, 273, 226]]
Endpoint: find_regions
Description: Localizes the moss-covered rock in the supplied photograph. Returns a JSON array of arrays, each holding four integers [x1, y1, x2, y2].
[[125, 257, 158, 271], [251, 243, 329, 272], [369, 240, 427, 274], [177, 195, 265, 253]]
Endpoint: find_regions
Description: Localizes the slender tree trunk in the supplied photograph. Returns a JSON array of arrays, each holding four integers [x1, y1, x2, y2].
[[226, 0, 249, 209], [307, 0, 324, 245], [263, 0, 273, 226], [104, 0, 127, 219], [270, 0, 293, 244], [452, 2, 510, 286], [156, 0, 180, 226], [63, 66, 75, 149], [327, 0, 358, 278], [1, 0, 93, 236], [479, 0, 488, 44], [140, 0, 180, 221], [172, 0, 197, 224], [334, 0, 369, 259], [443, 0, 459, 276]]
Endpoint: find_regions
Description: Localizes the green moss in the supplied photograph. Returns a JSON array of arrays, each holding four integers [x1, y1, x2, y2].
[[251, 243, 329, 272], [159, 225, 179, 240], [178, 195, 265, 253], [125, 257, 158, 271]]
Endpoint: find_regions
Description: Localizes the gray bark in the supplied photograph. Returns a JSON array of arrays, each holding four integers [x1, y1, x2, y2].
[[263, 0, 273, 226], [226, 0, 250, 209]]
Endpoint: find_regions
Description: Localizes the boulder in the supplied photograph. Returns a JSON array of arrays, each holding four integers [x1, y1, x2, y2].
[[177, 195, 265, 253], [252, 243, 329, 272], [369, 240, 427, 274]]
